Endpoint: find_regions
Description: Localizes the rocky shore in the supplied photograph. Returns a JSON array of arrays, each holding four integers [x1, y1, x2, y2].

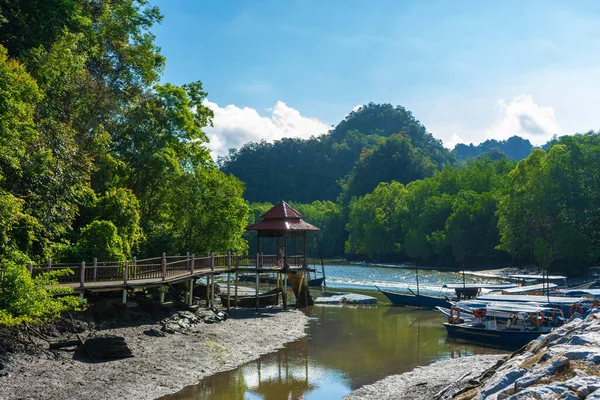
[[347, 310, 600, 400], [0, 305, 308, 400], [344, 355, 506, 400], [455, 309, 600, 399]]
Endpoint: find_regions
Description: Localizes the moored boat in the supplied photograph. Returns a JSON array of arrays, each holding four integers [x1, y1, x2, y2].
[[220, 288, 282, 308], [237, 274, 325, 287], [475, 294, 591, 317], [376, 286, 452, 309], [444, 302, 561, 347]]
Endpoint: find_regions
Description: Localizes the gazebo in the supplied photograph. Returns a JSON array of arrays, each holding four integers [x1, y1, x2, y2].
[[245, 200, 319, 307], [245, 200, 319, 265]]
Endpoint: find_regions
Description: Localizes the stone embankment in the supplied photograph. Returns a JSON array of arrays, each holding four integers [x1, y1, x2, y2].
[[455, 310, 600, 400]]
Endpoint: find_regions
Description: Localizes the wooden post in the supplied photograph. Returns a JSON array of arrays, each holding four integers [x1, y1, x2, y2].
[[235, 271, 239, 307], [124, 261, 129, 285], [80, 261, 85, 288], [188, 278, 194, 306], [283, 274, 287, 309], [210, 252, 215, 307], [256, 252, 260, 310], [27, 262, 33, 276], [122, 289, 127, 304], [191, 254, 195, 274], [133, 256, 137, 280], [227, 251, 231, 269], [47, 259, 51, 272], [162, 252, 167, 281], [186, 252, 190, 271], [80, 292, 84, 304], [93, 258, 97, 281], [303, 235, 307, 265], [227, 270, 231, 311], [296, 272, 305, 307], [160, 289, 165, 304], [320, 255, 327, 288]]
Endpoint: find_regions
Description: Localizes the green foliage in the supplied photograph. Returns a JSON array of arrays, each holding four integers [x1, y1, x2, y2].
[[220, 103, 454, 205], [453, 136, 535, 162], [0, 251, 80, 327], [339, 134, 436, 203], [144, 168, 249, 257], [290, 200, 345, 257], [345, 156, 513, 265], [91, 188, 143, 257], [345, 182, 409, 260], [331, 103, 454, 168], [497, 133, 600, 272], [76, 220, 125, 262]]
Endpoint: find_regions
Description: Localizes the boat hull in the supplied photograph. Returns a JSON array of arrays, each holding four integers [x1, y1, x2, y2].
[[444, 323, 545, 346], [237, 275, 324, 287], [380, 290, 451, 309], [220, 288, 281, 308]]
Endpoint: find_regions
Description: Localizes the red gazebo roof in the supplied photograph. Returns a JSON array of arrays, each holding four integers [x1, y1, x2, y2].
[[246, 200, 319, 237]]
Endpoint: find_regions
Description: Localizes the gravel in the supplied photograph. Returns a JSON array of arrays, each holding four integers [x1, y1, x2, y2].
[[0, 307, 308, 400]]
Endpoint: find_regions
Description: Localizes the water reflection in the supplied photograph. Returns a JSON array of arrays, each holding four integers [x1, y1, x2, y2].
[[161, 304, 504, 400]]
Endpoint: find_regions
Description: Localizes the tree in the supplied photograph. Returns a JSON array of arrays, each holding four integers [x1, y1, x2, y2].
[[345, 182, 408, 260], [0, 251, 80, 327], [76, 220, 125, 262], [340, 134, 436, 203]]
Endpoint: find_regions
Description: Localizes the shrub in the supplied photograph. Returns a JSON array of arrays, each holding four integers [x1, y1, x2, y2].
[[0, 253, 81, 326]]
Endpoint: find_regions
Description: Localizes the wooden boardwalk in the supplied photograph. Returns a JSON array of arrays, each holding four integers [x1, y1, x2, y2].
[[15, 252, 306, 295]]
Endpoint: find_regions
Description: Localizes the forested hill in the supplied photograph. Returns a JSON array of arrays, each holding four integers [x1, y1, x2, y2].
[[219, 103, 455, 204], [453, 136, 536, 161]]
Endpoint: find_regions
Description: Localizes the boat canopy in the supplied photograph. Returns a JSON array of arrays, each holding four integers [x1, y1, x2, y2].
[[443, 283, 517, 290], [557, 289, 600, 298], [509, 274, 567, 281], [502, 283, 558, 294], [486, 302, 556, 314], [477, 294, 588, 305]]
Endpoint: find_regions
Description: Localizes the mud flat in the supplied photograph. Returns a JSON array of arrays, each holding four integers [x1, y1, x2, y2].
[[344, 355, 505, 400], [0, 307, 308, 400]]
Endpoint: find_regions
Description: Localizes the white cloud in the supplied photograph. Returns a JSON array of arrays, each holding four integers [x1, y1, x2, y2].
[[203, 100, 330, 159], [484, 95, 561, 145]]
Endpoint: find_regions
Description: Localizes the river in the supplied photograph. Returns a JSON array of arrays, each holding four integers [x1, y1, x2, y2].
[[159, 263, 508, 400]]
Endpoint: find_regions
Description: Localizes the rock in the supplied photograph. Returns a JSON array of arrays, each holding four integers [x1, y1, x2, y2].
[[465, 309, 600, 400], [143, 329, 166, 337], [76, 335, 133, 360]]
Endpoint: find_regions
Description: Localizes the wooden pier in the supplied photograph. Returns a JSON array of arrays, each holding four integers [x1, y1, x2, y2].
[[4, 252, 312, 309]]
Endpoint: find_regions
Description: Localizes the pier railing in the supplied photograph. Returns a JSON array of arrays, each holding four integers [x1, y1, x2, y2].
[[0, 252, 307, 287]]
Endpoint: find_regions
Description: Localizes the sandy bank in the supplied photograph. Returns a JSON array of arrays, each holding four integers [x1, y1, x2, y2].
[[344, 355, 506, 400], [0, 307, 308, 400]]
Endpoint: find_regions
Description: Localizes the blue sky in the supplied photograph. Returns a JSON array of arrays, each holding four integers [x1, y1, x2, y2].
[[153, 0, 600, 157]]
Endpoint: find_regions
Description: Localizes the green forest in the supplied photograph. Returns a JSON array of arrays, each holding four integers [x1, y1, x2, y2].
[[234, 104, 600, 276], [0, 0, 249, 270], [1, 0, 599, 283]]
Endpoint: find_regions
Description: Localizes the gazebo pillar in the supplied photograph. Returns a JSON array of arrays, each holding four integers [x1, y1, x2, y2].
[[303, 235, 307, 264]]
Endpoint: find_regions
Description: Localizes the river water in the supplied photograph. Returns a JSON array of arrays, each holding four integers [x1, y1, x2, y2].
[[160, 263, 507, 400]]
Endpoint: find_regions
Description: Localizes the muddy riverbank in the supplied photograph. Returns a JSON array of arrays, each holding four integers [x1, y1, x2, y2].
[[344, 355, 505, 400], [0, 306, 308, 400]]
